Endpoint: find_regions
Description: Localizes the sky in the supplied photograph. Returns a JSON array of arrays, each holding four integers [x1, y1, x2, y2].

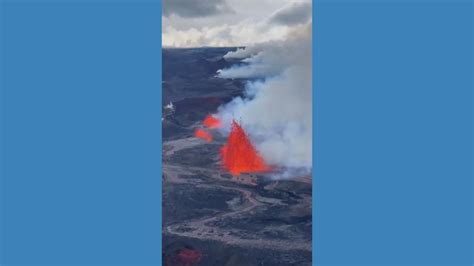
[[162, 0, 312, 47]]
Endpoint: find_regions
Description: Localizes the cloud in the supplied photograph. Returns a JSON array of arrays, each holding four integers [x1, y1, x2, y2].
[[268, 1, 312, 26], [162, 20, 289, 48], [215, 23, 312, 175], [162, 0, 312, 48], [163, 0, 234, 18]]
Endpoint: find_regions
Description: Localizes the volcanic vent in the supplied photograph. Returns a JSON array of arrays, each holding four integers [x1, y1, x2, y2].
[[220, 120, 271, 175]]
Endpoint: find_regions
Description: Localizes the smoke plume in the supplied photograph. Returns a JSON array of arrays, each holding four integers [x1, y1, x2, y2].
[[215, 23, 312, 176]]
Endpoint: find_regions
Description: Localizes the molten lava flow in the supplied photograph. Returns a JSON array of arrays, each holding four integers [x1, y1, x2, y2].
[[203, 114, 221, 129], [194, 129, 212, 142], [220, 120, 270, 175], [170, 248, 202, 266]]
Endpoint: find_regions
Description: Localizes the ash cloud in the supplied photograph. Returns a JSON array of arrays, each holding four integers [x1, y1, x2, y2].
[[216, 23, 312, 175], [163, 0, 234, 18]]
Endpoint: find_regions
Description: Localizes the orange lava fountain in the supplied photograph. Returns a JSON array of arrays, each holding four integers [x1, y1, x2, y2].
[[203, 115, 222, 129], [194, 129, 213, 142], [220, 120, 270, 175]]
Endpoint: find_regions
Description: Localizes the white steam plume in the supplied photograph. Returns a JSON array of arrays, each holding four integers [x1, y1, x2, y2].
[[216, 23, 312, 175]]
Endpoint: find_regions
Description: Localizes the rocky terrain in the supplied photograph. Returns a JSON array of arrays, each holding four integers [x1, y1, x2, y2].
[[162, 48, 312, 266]]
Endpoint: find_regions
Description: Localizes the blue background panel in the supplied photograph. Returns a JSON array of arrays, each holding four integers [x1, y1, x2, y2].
[[1, 1, 161, 265], [314, 1, 472, 265]]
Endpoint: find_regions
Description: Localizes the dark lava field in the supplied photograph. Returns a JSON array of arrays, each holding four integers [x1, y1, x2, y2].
[[162, 48, 312, 266]]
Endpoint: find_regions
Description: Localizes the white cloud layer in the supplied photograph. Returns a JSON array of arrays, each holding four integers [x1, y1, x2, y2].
[[163, 0, 234, 18], [268, 1, 313, 26], [163, 0, 312, 47]]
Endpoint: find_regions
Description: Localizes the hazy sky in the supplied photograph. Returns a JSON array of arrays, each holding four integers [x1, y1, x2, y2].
[[162, 0, 312, 47]]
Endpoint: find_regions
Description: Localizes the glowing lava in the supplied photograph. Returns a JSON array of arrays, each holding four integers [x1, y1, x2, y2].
[[220, 120, 271, 175], [203, 115, 221, 129], [194, 129, 212, 142], [169, 248, 202, 266]]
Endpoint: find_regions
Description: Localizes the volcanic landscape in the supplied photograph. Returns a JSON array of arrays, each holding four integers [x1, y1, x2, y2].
[[162, 48, 312, 266]]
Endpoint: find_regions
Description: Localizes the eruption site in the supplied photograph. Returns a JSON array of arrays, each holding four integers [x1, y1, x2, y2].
[[194, 129, 213, 142], [215, 23, 312, 177], [220, 120, 271, 175]]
